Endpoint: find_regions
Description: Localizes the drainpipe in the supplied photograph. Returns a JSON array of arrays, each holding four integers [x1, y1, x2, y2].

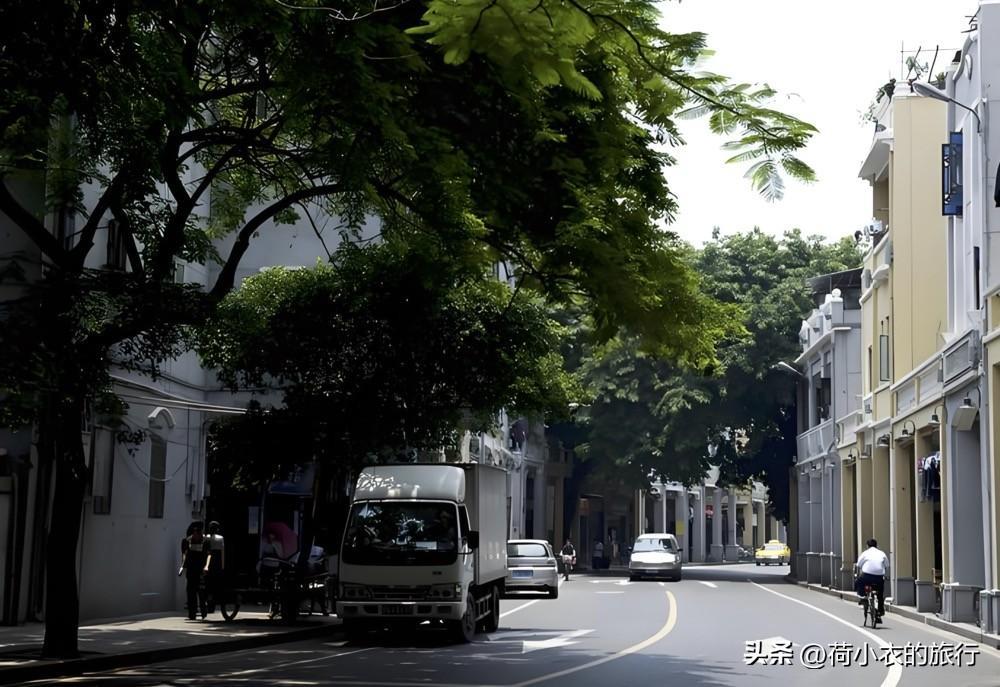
[[975, 36, 994, 598]]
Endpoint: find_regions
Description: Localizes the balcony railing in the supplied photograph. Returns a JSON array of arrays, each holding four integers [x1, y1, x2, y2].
[[838, 410, 864, 443], [797, 418, 834, 463]]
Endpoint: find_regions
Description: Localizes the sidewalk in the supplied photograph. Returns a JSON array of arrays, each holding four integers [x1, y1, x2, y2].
[[0, 610, 341, 684], [789, 576, 1000, 649]]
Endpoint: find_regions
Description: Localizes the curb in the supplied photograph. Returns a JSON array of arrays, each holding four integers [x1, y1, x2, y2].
[[790, 577, 1000, 650], [0, 622, 342, 685]]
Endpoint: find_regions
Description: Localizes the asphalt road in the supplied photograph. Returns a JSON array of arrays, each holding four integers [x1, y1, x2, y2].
[[29, 565, 1000, 687]]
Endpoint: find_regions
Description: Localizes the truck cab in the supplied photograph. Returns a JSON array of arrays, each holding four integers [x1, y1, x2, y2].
[[336, 463, 508, 642]]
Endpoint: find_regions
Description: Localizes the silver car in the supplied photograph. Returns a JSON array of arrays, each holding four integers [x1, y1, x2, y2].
[[628, 533, 682, 581], [504, 540, 559, 598]]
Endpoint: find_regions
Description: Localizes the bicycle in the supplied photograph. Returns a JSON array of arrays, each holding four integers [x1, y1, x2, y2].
[[561, 554, 575, 581], [862, 583, 881, 628]]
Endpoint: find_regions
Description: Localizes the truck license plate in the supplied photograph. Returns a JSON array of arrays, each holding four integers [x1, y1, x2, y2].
[[382, 605, 413, 615], [512, 570, 533, 579]]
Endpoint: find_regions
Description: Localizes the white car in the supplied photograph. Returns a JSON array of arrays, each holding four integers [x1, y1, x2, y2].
[[628, 533, 682, 581], [504, 540, 559, 598]]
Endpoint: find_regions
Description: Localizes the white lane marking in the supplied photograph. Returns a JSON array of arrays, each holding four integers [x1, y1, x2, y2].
[[658, 582, 665, 587], [511, 591, 678, 687], [522, 629, 593, 654], [697, 581, 718, 588], [491, 629, 595, 654], [220, 647, 373, 677], [500, 599, 541, 618], [595, 591, 624, 594], [750, 581, 901, 687]]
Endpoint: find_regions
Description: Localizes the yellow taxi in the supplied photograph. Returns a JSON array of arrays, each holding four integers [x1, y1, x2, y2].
[[754, 540, 791, 566]]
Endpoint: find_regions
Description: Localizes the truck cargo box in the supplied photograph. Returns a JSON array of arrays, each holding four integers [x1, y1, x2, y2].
[[463, 463, 508, 586]]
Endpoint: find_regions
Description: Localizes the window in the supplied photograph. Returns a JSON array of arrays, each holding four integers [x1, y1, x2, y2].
[[458, 505, 470, 538], [341, 501, 460, 565], [814, 373, 831, 421], [868, 345, 873, 391], [942, 131, 963, 216], [55, 206, 76, 250], [633, 537, 677, 552], [91, 429, 115, 515], [106, 219, 127, 270], [974, 246, 981, 306], [879, 334, 891, 382], [507, 543, 549, 558], [148, 436, 166, 518]]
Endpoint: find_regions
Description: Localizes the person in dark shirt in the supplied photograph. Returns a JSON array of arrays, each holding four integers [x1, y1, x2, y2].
[[560, 539, 576, 581], [180, 523, 211, 620]]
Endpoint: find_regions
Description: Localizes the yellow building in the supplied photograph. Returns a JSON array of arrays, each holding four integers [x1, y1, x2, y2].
[[845, 81, 949, 612]]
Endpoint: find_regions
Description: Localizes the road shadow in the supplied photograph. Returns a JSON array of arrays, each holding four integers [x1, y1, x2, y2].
[[35, 637, 746, 687]]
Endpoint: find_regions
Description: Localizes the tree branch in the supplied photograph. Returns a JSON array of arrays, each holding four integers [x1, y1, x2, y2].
[[195, 79, 277, 103], [209, 182, 343, 300], [0, 178, 70, 270], [69, 171, 129, 268], [563, 0, 790, 145], [109, 203, 144, 275], [152, 131, 195, 281]]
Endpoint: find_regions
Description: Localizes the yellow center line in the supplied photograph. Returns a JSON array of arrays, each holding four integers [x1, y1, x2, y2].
[[511, 591, 677, 687]]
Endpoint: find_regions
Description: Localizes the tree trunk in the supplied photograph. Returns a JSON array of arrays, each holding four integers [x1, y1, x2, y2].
[[40, 397, 87, 659]]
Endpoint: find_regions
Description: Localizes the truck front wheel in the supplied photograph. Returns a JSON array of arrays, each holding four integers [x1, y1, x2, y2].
[[451, 595, 477, 643]]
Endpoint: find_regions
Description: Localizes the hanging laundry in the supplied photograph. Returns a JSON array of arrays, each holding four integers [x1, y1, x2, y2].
[[920, 452, 941, 502]]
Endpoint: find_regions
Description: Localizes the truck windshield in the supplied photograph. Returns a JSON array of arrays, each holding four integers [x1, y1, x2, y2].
[[342, 501, 459, 566]]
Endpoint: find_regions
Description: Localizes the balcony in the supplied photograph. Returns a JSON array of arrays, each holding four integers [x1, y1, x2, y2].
[[872, 237, 891, 284], [943, 329, 980, 383], [893, 354, 944, 415], [838, 410, 864, 443], [797, 418, 835, 463]]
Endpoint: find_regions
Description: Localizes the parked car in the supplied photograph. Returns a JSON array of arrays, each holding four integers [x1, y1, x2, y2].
[[628, 533, 682, 581], [755, 540, 791, 566], [504, 540, 559, 598]]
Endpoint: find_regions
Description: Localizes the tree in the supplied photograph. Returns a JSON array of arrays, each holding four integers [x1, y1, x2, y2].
[[565, 229, 861, 519], [198, 239, 577, 482], [0, 0, 815, 655]]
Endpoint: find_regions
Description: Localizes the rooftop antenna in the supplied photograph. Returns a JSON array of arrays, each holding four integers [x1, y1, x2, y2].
[[928, 45, 940, 82], [905, 46, 923, 81]]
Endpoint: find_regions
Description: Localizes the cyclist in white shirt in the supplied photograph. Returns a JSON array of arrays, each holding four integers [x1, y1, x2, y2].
[[854, 538, 888, 614]]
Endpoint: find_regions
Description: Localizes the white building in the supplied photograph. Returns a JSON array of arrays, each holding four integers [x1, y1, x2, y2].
[[791, 270, 863, 589], [638, 468, 781, 565], [1, 167, 563, 623]]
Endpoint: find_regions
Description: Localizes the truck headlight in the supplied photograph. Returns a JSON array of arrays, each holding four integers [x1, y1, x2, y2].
[[430, 583, 462, 599], [341, 584, 371, 599]]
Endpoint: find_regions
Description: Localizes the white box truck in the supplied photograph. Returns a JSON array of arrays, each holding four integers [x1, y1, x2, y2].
[[336, 463, 508, 642]]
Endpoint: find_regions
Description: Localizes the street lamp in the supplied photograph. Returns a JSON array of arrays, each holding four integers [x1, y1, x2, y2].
[[910, 80, 981, 132], [771, 361, 804, 377]]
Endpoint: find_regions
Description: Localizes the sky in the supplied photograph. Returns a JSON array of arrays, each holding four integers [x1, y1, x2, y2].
[[658, 0, 975, 245]]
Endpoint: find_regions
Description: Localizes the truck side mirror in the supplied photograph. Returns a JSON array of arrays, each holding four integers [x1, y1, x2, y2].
[[466, 531, 480, 550]]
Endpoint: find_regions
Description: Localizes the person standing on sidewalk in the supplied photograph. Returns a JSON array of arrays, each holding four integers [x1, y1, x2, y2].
[[205, 521, 226, 614], [180, 523, 211, 620]]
